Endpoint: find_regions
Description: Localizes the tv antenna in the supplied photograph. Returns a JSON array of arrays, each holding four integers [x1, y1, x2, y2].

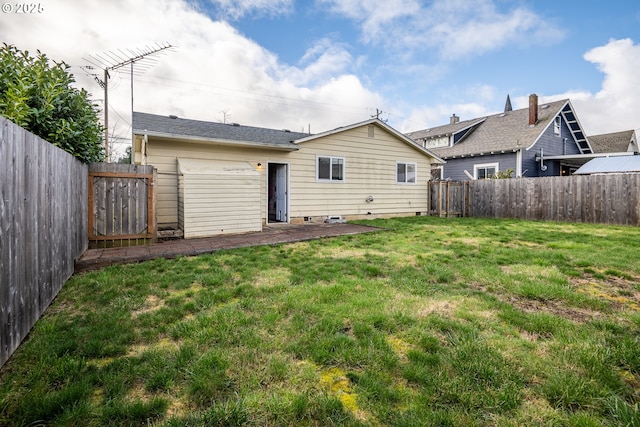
[[82, 42, 175, 161]]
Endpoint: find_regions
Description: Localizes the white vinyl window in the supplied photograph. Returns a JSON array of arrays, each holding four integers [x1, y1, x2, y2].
[[474, 163, 498, 179], [397, 162, 417, 184], [317, 156, 344, 181], [554, 116, 561, 136]]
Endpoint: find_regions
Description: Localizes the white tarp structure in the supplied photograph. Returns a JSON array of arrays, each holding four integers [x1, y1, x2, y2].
[[574, 156, 640, 175]]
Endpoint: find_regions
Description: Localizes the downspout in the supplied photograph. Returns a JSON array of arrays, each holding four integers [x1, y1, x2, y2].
[[141, 133, 148, 165]]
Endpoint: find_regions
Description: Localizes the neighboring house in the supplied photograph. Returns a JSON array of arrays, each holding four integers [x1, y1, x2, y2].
[[406, 94, 594, 180], [587, 130, 638, 155], [570, 130, 639, 176], [132, 112, 443, 238]]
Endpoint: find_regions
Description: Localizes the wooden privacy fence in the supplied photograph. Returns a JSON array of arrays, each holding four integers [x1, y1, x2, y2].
[[429, 174, 640, 226], [1, 117, 88, 368], [88, 163, 156, 248]]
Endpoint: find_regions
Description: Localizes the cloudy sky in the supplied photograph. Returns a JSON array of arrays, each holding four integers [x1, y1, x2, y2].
[[1, 0, 639, 157]]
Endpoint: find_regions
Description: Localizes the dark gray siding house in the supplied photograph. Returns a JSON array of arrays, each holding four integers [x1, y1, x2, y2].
[[406, 94, 593, 180]]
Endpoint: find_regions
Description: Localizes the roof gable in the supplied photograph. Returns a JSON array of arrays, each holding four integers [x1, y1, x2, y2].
[[294, 118, 444, 163]]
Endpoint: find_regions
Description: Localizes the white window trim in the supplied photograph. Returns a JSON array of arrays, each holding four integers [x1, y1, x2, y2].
[[474, 162, 499, 179], [316, 155, 345, 182], [396, 161, 417, 184], [554, 116, 561, 136]]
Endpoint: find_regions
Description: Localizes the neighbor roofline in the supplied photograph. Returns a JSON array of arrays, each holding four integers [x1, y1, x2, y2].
[[411, 118, 487, 140]]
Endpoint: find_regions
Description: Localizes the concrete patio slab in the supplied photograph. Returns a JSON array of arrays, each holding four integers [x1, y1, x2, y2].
[[75, 223, 382, 273]]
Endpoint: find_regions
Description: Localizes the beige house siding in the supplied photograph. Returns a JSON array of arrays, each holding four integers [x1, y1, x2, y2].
[[143, 122, 434, 228], [288, 124, 431, 220], [147, 139, 284, 226], [177, 159, 262, 238]]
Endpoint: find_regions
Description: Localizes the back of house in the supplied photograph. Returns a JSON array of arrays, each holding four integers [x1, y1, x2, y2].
[[133, 113, 443, 238]]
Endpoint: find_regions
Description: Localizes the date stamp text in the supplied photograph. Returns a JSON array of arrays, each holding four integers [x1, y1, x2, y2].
[[2, 3, 44, 13]]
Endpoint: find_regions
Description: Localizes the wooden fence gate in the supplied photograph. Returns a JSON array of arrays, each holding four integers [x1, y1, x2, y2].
[[88, 163, 156, 248], [429, 180, 470, 217]]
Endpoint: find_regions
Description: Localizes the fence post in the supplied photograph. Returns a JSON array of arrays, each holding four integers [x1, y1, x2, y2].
[[464, 181, 470, 217], [438, 181, 443, 217], [445, 181, 451, 217]]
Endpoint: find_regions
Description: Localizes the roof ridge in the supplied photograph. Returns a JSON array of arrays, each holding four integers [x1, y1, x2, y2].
[[132, 111, 310, 136]]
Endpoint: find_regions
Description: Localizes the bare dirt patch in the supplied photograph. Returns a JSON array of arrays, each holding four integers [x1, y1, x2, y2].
[[509, 297, 603, 323], [465, 281, 603, 323], [572, 274, 640, 312]]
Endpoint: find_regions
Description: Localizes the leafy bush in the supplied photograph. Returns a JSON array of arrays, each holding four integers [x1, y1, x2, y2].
[[0, 43, 104, 162]]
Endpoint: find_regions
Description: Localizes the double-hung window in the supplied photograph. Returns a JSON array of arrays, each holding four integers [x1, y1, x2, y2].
[[397, 162, 416, 184], [474, 163, 498, 179], [317, 156, 344, 181]]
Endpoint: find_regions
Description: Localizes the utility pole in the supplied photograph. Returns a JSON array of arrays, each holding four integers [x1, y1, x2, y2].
[[103, 69, 109, 158], [83, 43, 174, 161]]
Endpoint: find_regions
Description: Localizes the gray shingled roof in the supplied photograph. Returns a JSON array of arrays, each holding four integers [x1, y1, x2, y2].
[[587, 130, 634, 153], [405, 118, 485, 141], [133, 112, 309, 149], [407, 99, 569, 158]]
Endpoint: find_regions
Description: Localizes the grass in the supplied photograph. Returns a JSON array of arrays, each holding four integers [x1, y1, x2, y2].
[[1, 216, 639, 426]]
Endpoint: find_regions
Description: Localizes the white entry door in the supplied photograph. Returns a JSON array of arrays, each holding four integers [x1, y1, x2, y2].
[[274, 164, 288, 221]]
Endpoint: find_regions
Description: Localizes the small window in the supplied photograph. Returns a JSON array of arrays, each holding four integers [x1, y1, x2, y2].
[[317, 156, 344, 181], [474, 163, 498, 179], [554, 116, 561, 136], [397, 162, 417, 184]]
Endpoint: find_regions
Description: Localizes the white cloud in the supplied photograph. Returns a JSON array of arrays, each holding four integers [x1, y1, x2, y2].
[[288, 38, 354, 85], [318, 0, 421, 43], [320, 0, 564, 60], [538, 38, 640, 135], [396, 83, 499, 132], [0, 0, 381, 158]]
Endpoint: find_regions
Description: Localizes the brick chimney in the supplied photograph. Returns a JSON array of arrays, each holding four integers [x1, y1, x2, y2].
[[528, 94, 538, 126], [450, 114, 459, 124]]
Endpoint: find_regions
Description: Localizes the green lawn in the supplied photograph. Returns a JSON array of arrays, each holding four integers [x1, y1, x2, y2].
[[1, 216, 639, 426]]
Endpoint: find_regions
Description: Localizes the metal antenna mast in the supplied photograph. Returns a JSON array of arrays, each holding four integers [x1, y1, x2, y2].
[[82, 42, 174, 161]]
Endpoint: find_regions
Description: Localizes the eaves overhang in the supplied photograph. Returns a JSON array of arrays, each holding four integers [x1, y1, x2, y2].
[[439, 148, 520, 160], [133, 130, 300, 151], [536, 152, 636, 161]]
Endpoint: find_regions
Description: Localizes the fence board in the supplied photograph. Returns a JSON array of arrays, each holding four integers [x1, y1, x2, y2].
[[430, 173, 640, 226], [0, 117, 87, 368]]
